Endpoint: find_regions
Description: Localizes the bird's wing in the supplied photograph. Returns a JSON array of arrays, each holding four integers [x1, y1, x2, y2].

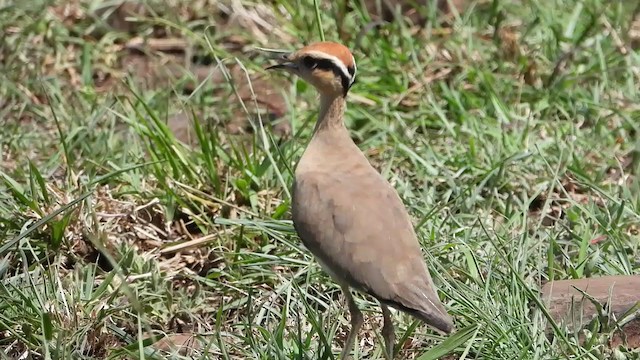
[[292, 168, 453, 333]]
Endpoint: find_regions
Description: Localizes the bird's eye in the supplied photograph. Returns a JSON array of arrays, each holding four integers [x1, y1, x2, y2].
[[303, 56, 318, 69]]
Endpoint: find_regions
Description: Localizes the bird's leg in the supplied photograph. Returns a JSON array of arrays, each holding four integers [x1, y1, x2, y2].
[[339, 285, 363, 360], [380, 304, 395, 360]]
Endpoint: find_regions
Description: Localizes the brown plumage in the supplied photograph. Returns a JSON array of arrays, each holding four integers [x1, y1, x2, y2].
[[266, 41, 453, 359]]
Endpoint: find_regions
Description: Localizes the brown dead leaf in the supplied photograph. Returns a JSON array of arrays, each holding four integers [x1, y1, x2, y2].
[[498, 26, 521, 60], [589, 234, 607, 245], [524, 61, 541, 87]]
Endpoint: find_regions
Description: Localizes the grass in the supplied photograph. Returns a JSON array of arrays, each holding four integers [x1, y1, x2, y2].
[[1, 0, 639, 359]]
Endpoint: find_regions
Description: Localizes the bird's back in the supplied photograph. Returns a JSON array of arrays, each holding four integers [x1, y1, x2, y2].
[[292, 131, 454, 334]]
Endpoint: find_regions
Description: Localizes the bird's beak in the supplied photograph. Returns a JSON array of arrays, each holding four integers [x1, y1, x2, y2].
[[265, 53, 297, 72]]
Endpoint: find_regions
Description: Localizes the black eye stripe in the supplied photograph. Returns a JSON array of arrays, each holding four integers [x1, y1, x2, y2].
[[316, 59, 336, 70], [301, 55, 355, 96], [303, 56, 339, 71]]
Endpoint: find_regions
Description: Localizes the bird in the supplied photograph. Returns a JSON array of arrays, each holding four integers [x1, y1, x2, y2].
[[266, 41, 454, 359]]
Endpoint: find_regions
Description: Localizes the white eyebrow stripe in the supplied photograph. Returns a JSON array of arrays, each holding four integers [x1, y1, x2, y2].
[[303, 50, 356, 85], [350, 54, 357, 81]]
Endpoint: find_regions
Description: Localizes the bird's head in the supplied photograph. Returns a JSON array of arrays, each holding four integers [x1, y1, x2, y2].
[[266, 41, 357, 97]]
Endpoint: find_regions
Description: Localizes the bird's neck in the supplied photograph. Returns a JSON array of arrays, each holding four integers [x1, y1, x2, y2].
[[313, 94, 347, 134], [299, 92, 369, 174]]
